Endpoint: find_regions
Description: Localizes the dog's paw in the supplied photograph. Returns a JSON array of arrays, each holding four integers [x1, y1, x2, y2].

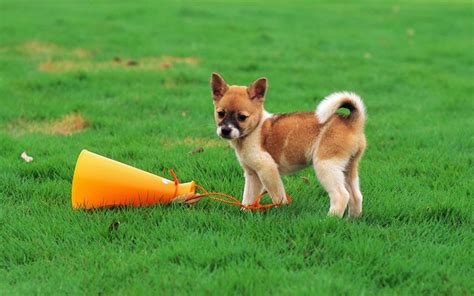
[[348, 208, 362, 219], [272, 197, 289, 206], [240, 206, 251, 213], [328, 207, 345, 218]]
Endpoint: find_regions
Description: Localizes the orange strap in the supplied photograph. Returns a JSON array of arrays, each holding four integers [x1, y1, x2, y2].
[[169, 169, 180, 198], [168, 169, 291, 211]]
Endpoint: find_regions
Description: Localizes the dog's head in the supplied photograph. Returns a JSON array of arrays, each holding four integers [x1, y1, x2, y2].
[[210, 72, 267, 140]]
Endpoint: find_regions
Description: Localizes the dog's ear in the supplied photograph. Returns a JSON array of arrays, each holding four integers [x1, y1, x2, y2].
[[248, 77, 267, 102], [210, 72, 228, 101]]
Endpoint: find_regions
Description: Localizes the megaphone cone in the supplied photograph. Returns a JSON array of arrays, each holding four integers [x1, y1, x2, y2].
[[71, 150, 195, 209]]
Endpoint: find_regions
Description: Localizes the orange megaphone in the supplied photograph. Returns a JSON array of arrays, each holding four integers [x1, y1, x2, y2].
[[71, 150, 196, 209]]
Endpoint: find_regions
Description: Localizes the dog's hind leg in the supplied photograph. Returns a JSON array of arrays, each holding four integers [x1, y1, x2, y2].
[[313, 158, 350, 217], [345, 149, 365, 218]]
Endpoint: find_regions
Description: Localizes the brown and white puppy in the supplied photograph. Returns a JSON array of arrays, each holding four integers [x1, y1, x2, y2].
[[210, 73, 366, 217]]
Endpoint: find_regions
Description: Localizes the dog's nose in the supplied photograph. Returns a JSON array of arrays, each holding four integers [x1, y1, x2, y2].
[[221, 126, 231, 137]]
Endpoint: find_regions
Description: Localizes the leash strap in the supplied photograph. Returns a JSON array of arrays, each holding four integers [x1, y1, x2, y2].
[[169, 169, 180, 199], [168, 169, 291, 211]]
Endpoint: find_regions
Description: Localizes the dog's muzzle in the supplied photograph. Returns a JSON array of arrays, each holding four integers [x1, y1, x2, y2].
[[217, 125, 240, 139]]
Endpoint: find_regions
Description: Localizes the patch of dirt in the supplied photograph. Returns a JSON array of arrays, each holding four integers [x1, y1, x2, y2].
[[7, 113, 88, 136], [38, 60, 85, 72], [189, 147, 204, 155], [19, 41, 91, 58], [159, 56, 199, 69], [71, 48, 90, 58], [163, 78, 177, 88], [13, 41, 198, 73], [20, 41, 61, 55], [37, 56, 199, 73], [183, 136, 224, 148], [162, 136, 225, 148]]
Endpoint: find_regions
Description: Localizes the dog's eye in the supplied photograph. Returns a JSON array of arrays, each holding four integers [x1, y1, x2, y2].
[[217, 110, 226, 118], [237, 114, 248, 122]]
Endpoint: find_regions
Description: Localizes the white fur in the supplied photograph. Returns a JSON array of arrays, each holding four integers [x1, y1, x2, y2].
[[347, 176, 362, 217], [315, 92, 365, 124], [229, 127, 239, 139], [242, 170, 263, 205], [231, 111, 289, 205], [314, 158, 350, 217]]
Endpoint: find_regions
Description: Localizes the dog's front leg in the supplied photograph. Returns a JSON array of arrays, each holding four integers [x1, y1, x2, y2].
[[242, 168, 263, 206], [256, 164, 288, 205]]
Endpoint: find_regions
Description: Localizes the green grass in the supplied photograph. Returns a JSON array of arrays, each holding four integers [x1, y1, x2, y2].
[[1, 0, 473, 294]]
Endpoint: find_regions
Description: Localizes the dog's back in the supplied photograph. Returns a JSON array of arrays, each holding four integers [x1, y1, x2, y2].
[[260, 112, 320, 174]]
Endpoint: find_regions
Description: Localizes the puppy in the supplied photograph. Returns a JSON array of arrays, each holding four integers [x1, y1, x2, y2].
[[210, 73, 366, 217]]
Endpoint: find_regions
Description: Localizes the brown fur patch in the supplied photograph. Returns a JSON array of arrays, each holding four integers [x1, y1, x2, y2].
[[216, 86, 261, 113], [261, 112, 320, 165], [316, 116, 361, 160], [6, 113, 88, 136]]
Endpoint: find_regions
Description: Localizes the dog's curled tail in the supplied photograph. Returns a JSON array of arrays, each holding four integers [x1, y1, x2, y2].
[[315, 92, 366, 129]]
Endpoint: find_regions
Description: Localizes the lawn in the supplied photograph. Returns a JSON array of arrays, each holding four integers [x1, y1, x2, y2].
[[0, 0, 473, 294]]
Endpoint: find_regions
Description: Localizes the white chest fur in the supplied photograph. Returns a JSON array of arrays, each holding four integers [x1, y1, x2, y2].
[[230, 111, 284, 173]]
